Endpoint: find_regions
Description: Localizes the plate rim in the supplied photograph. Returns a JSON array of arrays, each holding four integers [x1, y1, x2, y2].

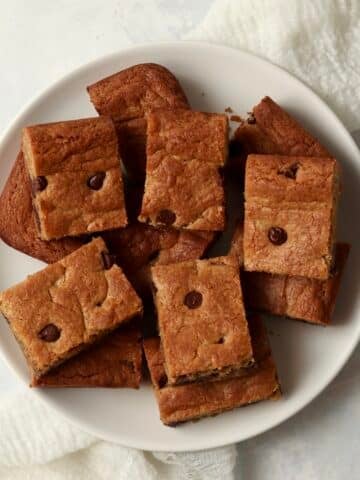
[[0, 40, 359, 451]]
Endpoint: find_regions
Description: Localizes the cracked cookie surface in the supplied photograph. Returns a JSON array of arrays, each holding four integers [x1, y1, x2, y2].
[[244, 154, 340, 279], [22, 117, 127, 240], [139, 109, 228, 231], [33, 326, 142, 387], [151, 256, 253, 385], [143, 315, 280, 426], [0, 237, 142, 377]]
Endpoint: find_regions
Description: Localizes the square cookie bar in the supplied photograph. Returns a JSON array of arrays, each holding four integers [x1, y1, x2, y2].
[[244, 154, 340, 279], [230, 223, 350, 325], [151, 256, 253, 385], [139, 109, 228, 231], [87, 63, 189, 182], [0, 152, 84, 263], [0, 238, 142, 377], [102, 223, 214, 297], [22, 117, 127, 240], [143, 315, 280, 426], [32, 326, 142, 388]]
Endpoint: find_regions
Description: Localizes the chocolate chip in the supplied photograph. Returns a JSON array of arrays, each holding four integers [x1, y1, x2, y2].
[[247, 112, 256, 124], [156, 209, 176, 226], [102, 251, 117, 270], [158, 374, 168, 389], [148, 250, 160, 262], [87, 172, 106, 190], [32, 176, 47, 194], [268, 227, 287, 245], [38, 324, 60, 342], [184, 290, 203, 309], [278, 163, 299, 179]]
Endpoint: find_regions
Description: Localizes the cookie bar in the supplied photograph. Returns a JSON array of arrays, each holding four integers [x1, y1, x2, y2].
[[230, 224, 350, 324], [87, 63, 189, 181], [22, 117, 127, 240], [244, 244, 350, 325], [0, 237, 142, 377], [151, 256, 253, 385], [0, 152, 84, 263], [143, 315, 280, 426], [139, 109, 228, 231], [229, 96, 329, 172], [102, 223, 214, 296], [33, 326, 142, 388], [244, 154, 340, 279]]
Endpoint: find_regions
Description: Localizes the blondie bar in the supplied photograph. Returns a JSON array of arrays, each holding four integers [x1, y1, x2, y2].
[[0, 152, 84, 263], [33, 326, 142, 388], [0, 238, 142, 377], [244, 154, 340, 279], [143, 315, 280, 426], [230, 223, 350, 324], [151, 256, 253, 385], [22, 117, 127, 240], [139, 109, 228, 231], [87, 63, 189, 181]]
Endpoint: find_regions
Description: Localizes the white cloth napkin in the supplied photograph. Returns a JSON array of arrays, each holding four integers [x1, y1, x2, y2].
[[1, 0, 360, 478], [187, 0, 360, 131], [0, 392, 237, 479]]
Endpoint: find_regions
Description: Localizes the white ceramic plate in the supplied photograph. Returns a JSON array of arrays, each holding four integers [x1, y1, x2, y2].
[[0, 42, 359, 452]]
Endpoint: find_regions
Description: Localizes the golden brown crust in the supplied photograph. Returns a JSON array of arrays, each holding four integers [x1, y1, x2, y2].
[[22, 117, 127, 240], [139, 109, 228, 231], [244, 155, 340, 279], [230, 223, 350, 324], [151, 256, 253, 385], [244, 244, 350, 325], [252, 97, 330, 157], [0, 152, 84, 263], [87, 63, 190, 181], [32, 327, 142, 388], [102, 223, 215, 297], [143, 316, 280, 425], [229, 96, 329, 172], [0, 238, 142, 376]]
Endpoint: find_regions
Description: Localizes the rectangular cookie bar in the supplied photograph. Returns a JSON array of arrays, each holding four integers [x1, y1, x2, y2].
[[244, 154, 340, 279], [102, 223, 214, 297], [22, 117, 127, 240], [139, 109, 228, 231], [0, 152, 84, 263], [87, 63, 189, 182], [0, 237, 142, 377], [229, 96, 329, 172], [32, 326, 142, 388], [230, 223, 350, 325], [244, 244, 350, 325], [143, 315, 280, 426], [151, 256, 253, 385]]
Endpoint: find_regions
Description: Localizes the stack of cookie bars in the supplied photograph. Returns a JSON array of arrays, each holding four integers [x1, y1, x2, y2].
[[0, 64, 349, 426]]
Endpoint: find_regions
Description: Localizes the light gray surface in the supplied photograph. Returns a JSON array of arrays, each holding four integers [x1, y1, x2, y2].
[[0, 2, 359, 478]]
